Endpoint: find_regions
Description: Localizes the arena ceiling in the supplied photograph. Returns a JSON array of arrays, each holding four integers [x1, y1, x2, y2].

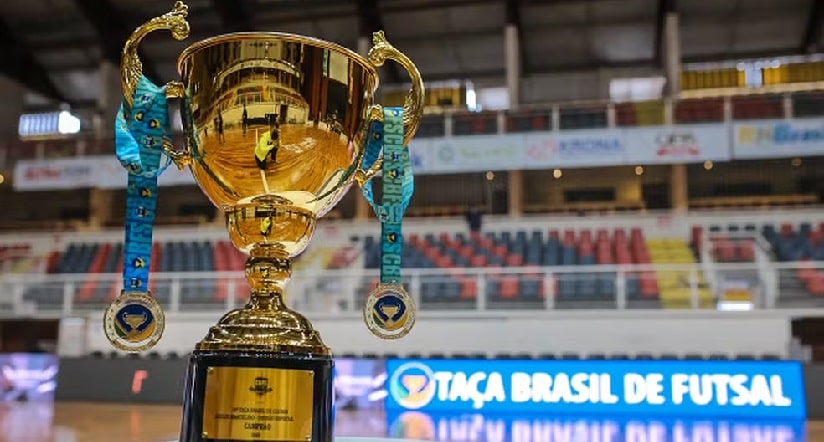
[[0, 0, 820, 108]]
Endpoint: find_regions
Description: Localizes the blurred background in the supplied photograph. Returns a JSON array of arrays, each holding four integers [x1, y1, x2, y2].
[[0, 0, 823, 440]]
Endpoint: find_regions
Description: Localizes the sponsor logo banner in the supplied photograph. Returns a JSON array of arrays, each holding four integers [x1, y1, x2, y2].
[[13, 159, 97, 191], [25, 118, 824, 188], [413, 131, 629, 174], [13, 156, 196, 191], [733, 119, 824, 159], [384, 359, 806, 419], [423, 135, 527, 174], [525, 130, 627, 168], [623, 124, 731, 165]]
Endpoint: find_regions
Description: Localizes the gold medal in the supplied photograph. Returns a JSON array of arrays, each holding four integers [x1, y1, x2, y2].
[[103, 291, 165, 352], [363, 283, 416, 340]]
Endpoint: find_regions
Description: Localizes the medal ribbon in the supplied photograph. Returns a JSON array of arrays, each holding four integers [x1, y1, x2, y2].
[[115, 75, 173, 293], [360, 107, 414, 285]]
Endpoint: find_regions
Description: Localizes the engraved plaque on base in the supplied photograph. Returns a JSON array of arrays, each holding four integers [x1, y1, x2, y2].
[[202, 367, 315, 442]]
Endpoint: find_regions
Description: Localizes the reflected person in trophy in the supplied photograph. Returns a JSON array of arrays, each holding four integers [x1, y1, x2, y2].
[[255, 119, 280, 170], [255, 120, 280, 194], [108, 2, 425, 441]]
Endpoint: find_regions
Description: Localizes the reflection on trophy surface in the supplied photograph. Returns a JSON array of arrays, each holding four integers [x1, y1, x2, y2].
[[117, 2, 424, 441], [171, 34, 397, 351], [180, 37, 371, 252]]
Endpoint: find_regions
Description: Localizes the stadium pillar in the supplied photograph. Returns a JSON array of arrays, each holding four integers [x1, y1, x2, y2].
[[504, 9, 523, 216], [89, 62, 120, 230], [354, 36, 372, 221], [508, 171, 523, 216], [662, 10, 688, 212], [96, 61, 122, 138], [662, 11, 681, 98], [89, 187, 114, 229], [504, 21, 520, 108], [0, 75, 24, 139]]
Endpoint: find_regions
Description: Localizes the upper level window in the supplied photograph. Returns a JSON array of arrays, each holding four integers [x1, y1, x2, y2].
[[609, 77, 665, 102]]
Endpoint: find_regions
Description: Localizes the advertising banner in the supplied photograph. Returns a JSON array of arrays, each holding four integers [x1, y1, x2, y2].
[[13, 158, 97, 191], [623, 124, 731, 165], [13, 156, 196, 191], [414, 130, 631, 174], [16, 118, 824, 189], [94, 156, 196, 189], [407, 139, 431, 174], [732, 119, 824, 159], [0, 353, 58, 402], [385, 412, 807, 442], [383, 359, 806, 419], [422, 134, 527, 174], [524, 130, 627, 168]]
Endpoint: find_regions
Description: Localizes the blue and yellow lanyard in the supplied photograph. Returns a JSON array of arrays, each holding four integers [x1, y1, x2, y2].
[[114, 76, 173, 293], [360, 107, 414, 287]]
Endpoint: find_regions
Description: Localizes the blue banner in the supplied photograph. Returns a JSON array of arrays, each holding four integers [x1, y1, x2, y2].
[[384, 359, 806, 419], [385, 412, 808, 442]]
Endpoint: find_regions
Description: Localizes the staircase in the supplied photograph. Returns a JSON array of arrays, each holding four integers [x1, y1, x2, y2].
[[646, 238, 714, 309]]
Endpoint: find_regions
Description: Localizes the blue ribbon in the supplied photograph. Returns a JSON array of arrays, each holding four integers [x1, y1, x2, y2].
[[360, 107, 414, 285], [115, 76, 173, 293]]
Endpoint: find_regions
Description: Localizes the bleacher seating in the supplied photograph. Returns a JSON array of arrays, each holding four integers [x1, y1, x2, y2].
[[761, 222, 824, 306], [14, 216, 824, 312], [22, 240, 241, 310], [358, 227, 662, 310], [675, 98, 724, 123]]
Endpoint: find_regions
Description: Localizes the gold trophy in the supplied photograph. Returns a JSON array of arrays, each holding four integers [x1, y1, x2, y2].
[[116, 2, 424, 441]]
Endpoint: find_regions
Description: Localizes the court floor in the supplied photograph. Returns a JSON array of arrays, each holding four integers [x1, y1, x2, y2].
[[0, 402, 820, 442]]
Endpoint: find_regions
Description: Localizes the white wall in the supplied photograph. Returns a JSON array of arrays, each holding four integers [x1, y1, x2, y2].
[[72, 309, 823, 359]]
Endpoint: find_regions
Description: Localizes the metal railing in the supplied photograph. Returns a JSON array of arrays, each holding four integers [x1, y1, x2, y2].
[[3, 90, 824, 169], [3, 261, 824, 317]]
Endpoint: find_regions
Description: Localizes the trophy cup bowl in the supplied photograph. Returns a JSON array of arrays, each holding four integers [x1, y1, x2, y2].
[[118, 3, 424, 442]]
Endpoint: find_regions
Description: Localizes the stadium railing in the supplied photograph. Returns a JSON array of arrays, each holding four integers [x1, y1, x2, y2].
[[2, 90, 823, 169], [3, 261, 823, 316]]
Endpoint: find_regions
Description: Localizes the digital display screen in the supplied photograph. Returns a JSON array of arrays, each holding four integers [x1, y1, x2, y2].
[[51, 356, 809, 421], [383, 359, 807, 419], [0, 353, 58, 402], [334, 358, 387, 411]]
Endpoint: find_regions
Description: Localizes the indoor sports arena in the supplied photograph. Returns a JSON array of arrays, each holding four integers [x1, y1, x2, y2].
[[0, 0, 823, 441]]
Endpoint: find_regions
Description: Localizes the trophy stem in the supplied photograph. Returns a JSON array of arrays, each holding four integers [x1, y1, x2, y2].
[[191, 242, 329, 354], [179, 244, 334, 442], [245, 243, 291, 310]]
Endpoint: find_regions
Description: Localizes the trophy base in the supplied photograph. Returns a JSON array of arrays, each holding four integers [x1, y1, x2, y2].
[[179, 350, 334, 442], [195, 297, 330, 354]]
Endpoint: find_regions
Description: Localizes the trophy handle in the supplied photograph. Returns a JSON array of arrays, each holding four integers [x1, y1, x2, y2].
[[162, 82, 193, 169], [355, 31, 425, 186], [120, 1, 190, 108]]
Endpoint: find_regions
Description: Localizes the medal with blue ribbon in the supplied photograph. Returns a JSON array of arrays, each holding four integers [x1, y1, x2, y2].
[[361, 107, 417, 340], [103, 75, 172, 352]]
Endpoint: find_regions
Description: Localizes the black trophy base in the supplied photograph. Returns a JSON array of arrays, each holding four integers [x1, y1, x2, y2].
[[179, 350, 334, 442]]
